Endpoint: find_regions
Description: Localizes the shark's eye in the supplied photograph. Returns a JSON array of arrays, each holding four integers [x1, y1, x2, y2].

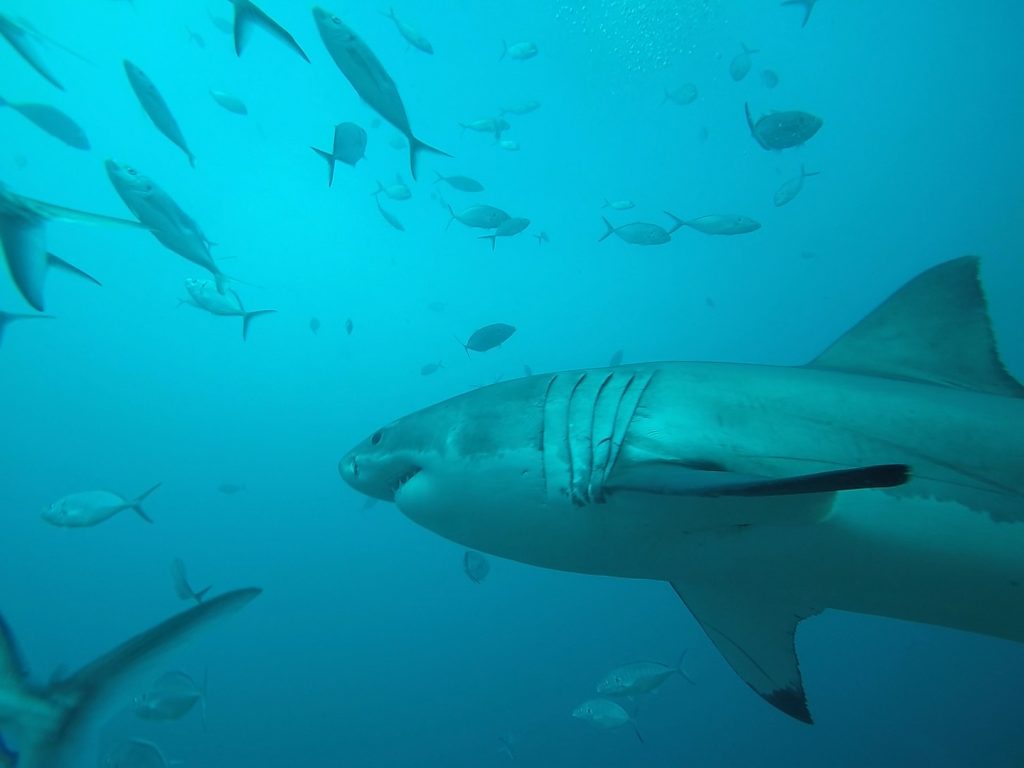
[[371, 431, 382, 445]]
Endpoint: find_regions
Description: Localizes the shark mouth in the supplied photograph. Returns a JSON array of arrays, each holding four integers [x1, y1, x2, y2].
[[392, 467, 421, 496]]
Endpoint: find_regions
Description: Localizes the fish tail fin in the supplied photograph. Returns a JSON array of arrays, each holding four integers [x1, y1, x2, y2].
[[0, 591, 261, 767], [372, 180, 383, 197], [598, 217, 615, 242], [499, 40, 507, 61], [661, 88, 670, 105], [631, 721, 645, 743], [601, 197, 610, 208], [445, 203, 456, 230], [433, 170, 444, 184], [663, 211, 686, 234], [194, 585, 213, 604], [744, 102, 768, 149], [409, 136, 451, 182], [452, 334, 470, 358], [187, 151, 196, 169], [47, 253, 102, 287], [129, 482, 162, 522], [676, 649, 696, 685], [242, 309, 276, 341], [0, 95, 6, 108], [311, 147, 336, 187]]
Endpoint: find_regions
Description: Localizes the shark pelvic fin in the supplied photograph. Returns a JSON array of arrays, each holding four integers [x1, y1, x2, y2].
[[671, 581, 816, 724], [809, 257, 1024, 398]]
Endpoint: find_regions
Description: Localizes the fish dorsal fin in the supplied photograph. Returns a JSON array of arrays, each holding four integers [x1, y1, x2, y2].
[[809, 257, 1024, 397], [671, 581, 815, 723]]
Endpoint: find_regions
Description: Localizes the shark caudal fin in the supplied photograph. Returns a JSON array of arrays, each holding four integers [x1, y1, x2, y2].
[[0, 588, 260, 768], [670, 581, 816, 723], [808, 256, 1024, 398]]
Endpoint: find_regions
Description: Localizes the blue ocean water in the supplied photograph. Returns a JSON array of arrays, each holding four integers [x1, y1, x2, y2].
[[1, 1, 1023, 766]]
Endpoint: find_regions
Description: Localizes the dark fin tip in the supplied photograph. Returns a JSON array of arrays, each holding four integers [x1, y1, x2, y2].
[[763, 684, 813, 724]]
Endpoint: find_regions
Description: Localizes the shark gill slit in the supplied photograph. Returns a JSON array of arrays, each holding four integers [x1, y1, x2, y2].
[[539, 374, 559, 496], [591, 371, 635, 501], [566, 372, 589, 504], [584, 372, 616, 504], [602, 371, 655, 493]]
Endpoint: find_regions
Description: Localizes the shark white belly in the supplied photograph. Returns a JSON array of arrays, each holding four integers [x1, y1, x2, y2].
[[339, 257, 1024, 722]]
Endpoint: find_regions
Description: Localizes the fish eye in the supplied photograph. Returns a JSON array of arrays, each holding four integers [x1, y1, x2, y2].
[[370, 431, 383, 446]]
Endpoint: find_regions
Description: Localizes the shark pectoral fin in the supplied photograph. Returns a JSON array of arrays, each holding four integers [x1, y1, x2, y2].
[[47, 253, 101, 287], [23, 198, 145, 229], [808, 256, 1024, 397], [607, 462, 909, 498], [671, 581, 816, 723]]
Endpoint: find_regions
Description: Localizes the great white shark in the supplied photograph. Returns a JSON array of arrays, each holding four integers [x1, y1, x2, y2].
[[339, 257, 1024, 723]]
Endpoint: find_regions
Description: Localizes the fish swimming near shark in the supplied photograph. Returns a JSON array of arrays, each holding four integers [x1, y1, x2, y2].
[[229, 0, 309, 62], [0, 588, 260, 768], [0, 14, 64, 90], [182, 278, 275, 341], [0, 183, 140, 311], [311, 122, 367, 186], [0, 96, 89, 149], [312, 6, 449, 179], [123, 61, 195, 167], [105, 160, 229, 293], [340, 256, 1024, 723]]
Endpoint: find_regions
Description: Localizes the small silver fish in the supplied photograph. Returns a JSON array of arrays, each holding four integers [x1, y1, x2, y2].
[[382, 7, 433, 54], [499, 100, 540, 116], [463, 550, 490, 582], [774, 165, 820, 207], [209, 89, 248, 115], [571, 698, 643, 741], [596, 652, 695, 696], [599, 217, 672, 246], [745, 102, 822, 150], [729, 43, 758, 81], [500, 40, 537, 61], [183, 278, 276, 341], [374, 176, 411, 201], [447, 204, 509, 230], [311, 122, 367, 185], [309, 317, 321, 334], [433, 172, 484, 192], [460, 323, 515, 354], [601, 199, 634, 211], [376, 199, 405, 231], [123, 60, 195, 167], [420, 361, 443, 376], [497, 139, 520, 151], [0, 14, 64, 90], [459, 116, 509, 139], [665, 211, 761, 236], [663, 83, 697, 106], [42, 484, 161, 528], [133, 671, 205, 724], [0, 96, 89, 149]]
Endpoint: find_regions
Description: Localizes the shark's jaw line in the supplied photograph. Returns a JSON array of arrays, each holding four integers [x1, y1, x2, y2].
[[339, 257, 1024, 724]]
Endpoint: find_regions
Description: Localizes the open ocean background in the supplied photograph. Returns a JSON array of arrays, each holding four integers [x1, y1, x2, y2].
[[2, 0, 1023, 765]]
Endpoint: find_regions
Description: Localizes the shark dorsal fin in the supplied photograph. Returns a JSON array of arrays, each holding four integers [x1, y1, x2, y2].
[[809, 257, 1024, 398]]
